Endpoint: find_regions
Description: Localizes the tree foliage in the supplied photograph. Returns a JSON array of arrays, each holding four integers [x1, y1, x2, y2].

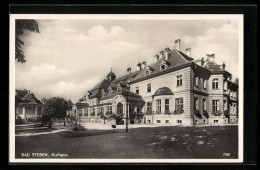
[[15, 89, 29, 107], [41, 97, 71, 118], [15, 19, 39, 63]]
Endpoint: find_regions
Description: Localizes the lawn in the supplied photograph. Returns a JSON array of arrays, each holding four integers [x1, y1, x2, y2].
[[15, 125, 238, 159]]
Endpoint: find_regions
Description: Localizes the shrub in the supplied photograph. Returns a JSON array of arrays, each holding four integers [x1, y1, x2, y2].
[[224, 110, 230, 118], [145, 110, 152, 115], [173, 108, 184, 115], [194, 109, 202, 119], [105, 111, 112, 117], [203, 110, 209, 118], [212, 110, 222, 116], [109, 113, 117, 119], [164, 110, 172, 115]]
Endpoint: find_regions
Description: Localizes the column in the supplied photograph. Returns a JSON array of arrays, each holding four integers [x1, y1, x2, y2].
[[35, 106, 38, 117], [22, 106, 25, 118]]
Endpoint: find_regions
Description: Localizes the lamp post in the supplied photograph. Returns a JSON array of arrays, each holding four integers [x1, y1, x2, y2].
[[126, 84, 130, 132]]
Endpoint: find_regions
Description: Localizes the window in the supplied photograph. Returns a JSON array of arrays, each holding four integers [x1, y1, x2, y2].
[[214, 120, 219, 123], [195, 120, 198, 124], [108, 106, 112, 114], [203, 120, 206, 124], [165, 120, 169, 123], [212, 100, 220, 112], [177, 120, 182, 124], [203, 79, 207, 89], [101, 107, 104, 113], [224, 81, 227, 91], [147, 83, 151, 93], [234, 92, 237, 99], [165, 99, 170, 111], [175, 98, 183, 110], [195, 77, 199, 87], [203, 99, 207, 110], [231, 91, 233, 98], [156, 120, 161, 123], [160, 65, 165, 71], [212, 78, 219, 89], [194, 97, 199, 110], [117, 87, 121, 93], [177, 75, 182, 86], [136, 86, 139, 94], [147, 102, 152, 112], [156, 99, 161, 113]]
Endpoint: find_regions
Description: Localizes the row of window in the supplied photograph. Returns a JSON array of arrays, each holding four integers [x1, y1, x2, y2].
[[156, 119, 182, 124], [194, 76, 207, 89], [135, 75, 183, 94], [149, 98, 184, 113]]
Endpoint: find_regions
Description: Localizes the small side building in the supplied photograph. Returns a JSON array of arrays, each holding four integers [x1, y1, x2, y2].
[[16, 92, 43, 119]]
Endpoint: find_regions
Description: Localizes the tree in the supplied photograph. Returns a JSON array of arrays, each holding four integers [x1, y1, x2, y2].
[[16, 19, 39, 63], [67, 100, 73, 110], [41, 97, 70, 118], [234, 78, 239, 85]]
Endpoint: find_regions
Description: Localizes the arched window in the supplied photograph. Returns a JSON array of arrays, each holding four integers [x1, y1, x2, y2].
[[212, 78, 219, 89]]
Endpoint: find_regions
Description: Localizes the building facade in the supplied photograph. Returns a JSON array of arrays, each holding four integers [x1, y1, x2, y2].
[[16, 91, 43, 120], [68, 39, 238, 126]]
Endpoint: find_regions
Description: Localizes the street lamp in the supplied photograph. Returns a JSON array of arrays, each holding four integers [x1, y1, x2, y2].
[[126, 84, 130, 132]]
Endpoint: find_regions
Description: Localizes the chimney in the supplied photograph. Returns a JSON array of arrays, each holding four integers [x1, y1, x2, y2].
[[159, 51, 164, 59], [220, 62, 226, 71], [137, 62, 142, 70], [185, 47, 191, 57], [154, 55, 159, 62], [127, 67, 131, 74], [174, 39, 181, 51], [165, 48, 170, 60], [142, 61, 146, 69], [207, 54, 215, 62]]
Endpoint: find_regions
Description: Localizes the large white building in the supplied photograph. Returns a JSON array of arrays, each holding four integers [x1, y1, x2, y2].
[[67, 39, 238, 126]]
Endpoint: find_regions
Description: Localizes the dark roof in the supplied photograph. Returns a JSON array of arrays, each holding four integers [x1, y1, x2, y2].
[[18, 93, 42, 105], [75, 102, 89, 109], [100, 90, 143, 101], [133, 49, 193, 81], [153, 87, 174, 97], [107, 71, 116, 77], [203, 60, 223, 72], [88, 79, 110, 99]]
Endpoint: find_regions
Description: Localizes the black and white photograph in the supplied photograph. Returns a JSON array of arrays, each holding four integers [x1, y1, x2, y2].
[[9, 14, 243, 163]]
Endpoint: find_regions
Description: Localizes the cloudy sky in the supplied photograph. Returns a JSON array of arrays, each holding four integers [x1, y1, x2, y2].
[[15, 17, 240, 102]]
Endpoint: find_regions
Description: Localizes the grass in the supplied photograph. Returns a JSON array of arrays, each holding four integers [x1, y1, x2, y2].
[[57, 129, 117, 138], [15, 125, 238, 159]]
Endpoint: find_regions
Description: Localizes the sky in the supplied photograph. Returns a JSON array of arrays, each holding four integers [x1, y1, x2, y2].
[[15, 18, 240, 103]]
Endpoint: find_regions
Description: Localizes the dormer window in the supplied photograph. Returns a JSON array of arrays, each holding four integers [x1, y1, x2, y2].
[[136, 86, 139, 94], [147, 83, 151, 93], [160, 64, 166, 71], [146, 70, 150, 76], [159, 59, 169, 71]]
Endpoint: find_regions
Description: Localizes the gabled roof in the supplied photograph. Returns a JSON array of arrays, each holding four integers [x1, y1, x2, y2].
[[18, 93, 42, 105]]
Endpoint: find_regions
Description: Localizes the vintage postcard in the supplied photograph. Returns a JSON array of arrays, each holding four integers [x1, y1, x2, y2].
[[9, 14, 243, 163]]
